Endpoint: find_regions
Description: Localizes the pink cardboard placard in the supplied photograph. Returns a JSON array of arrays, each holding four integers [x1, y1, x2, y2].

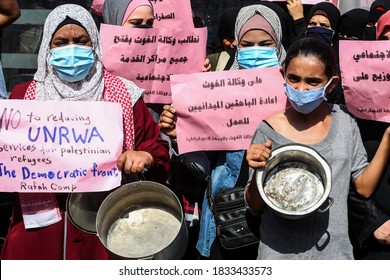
[[0, 100, 123, 193], [152, 0, 194, 29], [339, 40, 390, 123], [100, 24, 207, 104], [171, 67, 288, 154], [92, 0, 194, 27]]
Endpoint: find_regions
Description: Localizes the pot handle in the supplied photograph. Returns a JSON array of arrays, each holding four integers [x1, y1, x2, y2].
[[139, 255, 155, 260], [317, 197, 334, 213]]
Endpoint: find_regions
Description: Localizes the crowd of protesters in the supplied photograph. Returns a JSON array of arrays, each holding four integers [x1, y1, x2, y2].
[[0, 0, 389, 260]]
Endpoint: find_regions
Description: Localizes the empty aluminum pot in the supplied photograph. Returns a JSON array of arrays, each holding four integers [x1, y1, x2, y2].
[[256, 143, 333, 219]]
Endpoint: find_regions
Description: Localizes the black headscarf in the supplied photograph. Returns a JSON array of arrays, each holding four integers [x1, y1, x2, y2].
[[307, 2, 340, 46], [53, 16, 86, 36], [338, 8, 369, 40], [218, 7, 241, 42], [362, 0, 390, 40], [368, 0, 390, 23], [307, 2, 340, 32]]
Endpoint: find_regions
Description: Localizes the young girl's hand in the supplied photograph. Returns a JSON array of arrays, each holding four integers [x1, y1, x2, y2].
[[246, 140, 272, 169]]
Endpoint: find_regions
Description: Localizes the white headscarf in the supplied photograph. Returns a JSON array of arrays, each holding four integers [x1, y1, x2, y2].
[[34, 4, 104, 101]]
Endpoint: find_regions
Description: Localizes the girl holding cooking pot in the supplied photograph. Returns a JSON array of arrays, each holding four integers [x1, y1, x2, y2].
[[245, 37, 390, 260]]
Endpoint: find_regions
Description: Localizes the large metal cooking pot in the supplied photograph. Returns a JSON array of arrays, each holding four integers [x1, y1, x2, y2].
[[96, 181, 188, 259], [256, 143, 333, 219], [66, 190, 114, 234], [66, 174, 140, 234]]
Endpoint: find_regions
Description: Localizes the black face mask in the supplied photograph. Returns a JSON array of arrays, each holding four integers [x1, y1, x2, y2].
[[362, 26, 377, 40], [305, 26, 335, 45], [134, 24, 152, 29]]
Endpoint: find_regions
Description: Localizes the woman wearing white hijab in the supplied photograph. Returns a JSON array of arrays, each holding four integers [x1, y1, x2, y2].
[[231, 4, 286, 70], [1, 4, 169, 260]]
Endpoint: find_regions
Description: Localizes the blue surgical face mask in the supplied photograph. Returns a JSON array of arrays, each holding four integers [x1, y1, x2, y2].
[[284, 78, 333, 114], [237, 46, 279, 69], [49, 44, 95, 82], [305, 26, 335, 45]]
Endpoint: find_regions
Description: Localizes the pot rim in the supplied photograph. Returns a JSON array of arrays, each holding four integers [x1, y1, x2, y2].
[[256, 143, 332, 218], [66, 190, 113, 234]]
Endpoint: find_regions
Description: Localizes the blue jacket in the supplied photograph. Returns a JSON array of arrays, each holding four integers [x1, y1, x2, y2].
[[196, 150, 245, 257]]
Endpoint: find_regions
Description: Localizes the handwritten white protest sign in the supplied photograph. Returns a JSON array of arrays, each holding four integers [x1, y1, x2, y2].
[[0, 100, 123, 193]]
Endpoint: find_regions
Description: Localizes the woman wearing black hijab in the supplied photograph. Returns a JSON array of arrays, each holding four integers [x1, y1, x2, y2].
[[287, 1, 340, 46], [305, 2, 340, 47], [338, 8, 369, 40], [289, 1, 343, 104], [364, 0, 390, 40]]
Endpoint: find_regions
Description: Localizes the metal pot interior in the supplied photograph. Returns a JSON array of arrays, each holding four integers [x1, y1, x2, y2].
[[96, 181, 187, 259]]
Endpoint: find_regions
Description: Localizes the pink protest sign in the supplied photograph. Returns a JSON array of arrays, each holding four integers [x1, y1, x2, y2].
[[100, 24, 207, 104], [0, 100, 123, 193], [152, 0, 194, 28], [268, 0, 338, 5], [339, 40, 390, 123], [171, 67, 288, 153]]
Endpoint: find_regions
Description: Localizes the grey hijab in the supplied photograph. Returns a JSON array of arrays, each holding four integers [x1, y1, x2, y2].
[[231, 5, 286, 70], [35, 4, 104, 101], [102, 0, 153, 26]]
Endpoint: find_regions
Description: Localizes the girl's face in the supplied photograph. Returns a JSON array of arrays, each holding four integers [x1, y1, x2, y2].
[[285, 55, 329, 92], [238, 29, 276, 48], [123, 6, 154, 27], [307, 15, 331, 29]]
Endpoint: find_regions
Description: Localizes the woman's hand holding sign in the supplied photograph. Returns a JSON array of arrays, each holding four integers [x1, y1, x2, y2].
[[159, 104, 177, 138]]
